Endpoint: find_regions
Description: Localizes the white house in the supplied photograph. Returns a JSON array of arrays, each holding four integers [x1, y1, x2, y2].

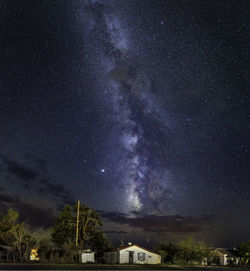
[[104, 244, 161, 264], [208, 248, 239, 265], [76, 249, 95, 263]]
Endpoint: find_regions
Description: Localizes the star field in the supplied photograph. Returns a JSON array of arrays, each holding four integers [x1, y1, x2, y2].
[[0, 0, 249, 247]]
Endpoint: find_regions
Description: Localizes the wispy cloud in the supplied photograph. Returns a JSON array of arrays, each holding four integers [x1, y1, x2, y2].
[[2, 156, 37, 181], [0, 194, 54, 227], [0, 155, 75, 222], [101, 211, 212, 233]]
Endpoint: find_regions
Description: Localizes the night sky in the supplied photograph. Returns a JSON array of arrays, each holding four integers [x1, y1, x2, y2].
[[0, 0, 249, 247]]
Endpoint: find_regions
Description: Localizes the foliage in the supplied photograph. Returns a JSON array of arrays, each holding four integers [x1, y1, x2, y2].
[[156, 242, 178, 263], [51, 205, 75, 247], [156, 238, 210, 265], [60, 242, 78, 263], [76, 203, 102, 249], [0, 208, 36, 262], [177, 237, 209, 264], [51, 203, 102, 250], [0, 205, 105, 263], [236, 240, 250, 265], [88, 231, 112, 258], [33, 228, 53, 262]]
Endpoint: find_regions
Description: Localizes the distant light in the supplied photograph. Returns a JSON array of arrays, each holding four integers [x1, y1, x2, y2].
[[101, 168, 105, 173]]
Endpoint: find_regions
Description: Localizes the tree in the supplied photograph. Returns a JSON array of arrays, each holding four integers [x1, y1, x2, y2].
[[0, 208, 36, 262], [33, 228, 53, 263], [88, 231, 112, 259], [38, 238, 52, 262], [76, 203, 102, 249], [177, 237, 209, 264], [51, 205, 75, 247], [236, 240, 250, 265], [156, 242, 178, 264], [51, 203, 102, 250]]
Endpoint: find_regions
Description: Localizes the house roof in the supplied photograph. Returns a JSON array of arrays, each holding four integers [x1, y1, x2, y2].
[[212, 248, 235, 258], [213, 248, 227, 255], [115, 244, 161, 256], [76, 249, 94, 254], [0, 245, 14, 251]]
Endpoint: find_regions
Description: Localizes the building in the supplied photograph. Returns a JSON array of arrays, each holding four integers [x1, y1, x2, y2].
[[0, 245, 14, 262], [208, 248, 239, 265], [104, 244, 161, 264], [76, 249, 95, 263]]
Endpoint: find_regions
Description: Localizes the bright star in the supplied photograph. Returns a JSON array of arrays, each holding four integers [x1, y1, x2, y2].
[[101, 168, 105, 173]]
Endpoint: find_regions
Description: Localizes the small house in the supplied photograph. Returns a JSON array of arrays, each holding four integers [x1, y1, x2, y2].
[[104, 244, 161, 264], [76, 249, 95, 263], [208, 248, 239, 265], [0, 245, 14, 262]]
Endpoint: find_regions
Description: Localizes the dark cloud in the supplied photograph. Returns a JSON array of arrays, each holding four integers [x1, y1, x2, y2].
[[107, 66, 128, 81], [104, 230, 128, 234], [0, 155, 74, 207], [0, 194, 14, 203], [0, 193, 54, 227], [35, 158, 47, 169], [39, 178, 74, 205], [39, 178, 68, 195], [102, 212, 211, 233], [1, 156, 37, 181]]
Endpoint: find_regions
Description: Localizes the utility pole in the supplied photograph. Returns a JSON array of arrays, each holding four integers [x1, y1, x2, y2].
[[76, 200, 80, 248]]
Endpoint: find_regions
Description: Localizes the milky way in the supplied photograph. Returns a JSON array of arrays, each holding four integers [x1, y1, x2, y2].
[[75, 0, 178, 215]]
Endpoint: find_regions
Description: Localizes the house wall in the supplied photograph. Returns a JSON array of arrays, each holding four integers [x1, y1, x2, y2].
[[220, 255, 227, 265], [0, 246, 14, 262], [119, 245, 161, 264], [0, 251, 9, 262], [80, 253, 95, 263]]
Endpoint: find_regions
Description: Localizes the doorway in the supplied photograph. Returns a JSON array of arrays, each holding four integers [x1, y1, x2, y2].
[[129, 251, 134, 264]]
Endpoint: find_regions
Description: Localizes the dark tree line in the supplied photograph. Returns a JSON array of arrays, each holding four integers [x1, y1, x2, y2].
[[0, 208, 36, 262], [1, 204, 250, 265], [156, 238, 250, 265], [0, 203, 111, 263], [50, 203, 111, 263], [235, 240, 250, 265], [156, 238, 210, 265]]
